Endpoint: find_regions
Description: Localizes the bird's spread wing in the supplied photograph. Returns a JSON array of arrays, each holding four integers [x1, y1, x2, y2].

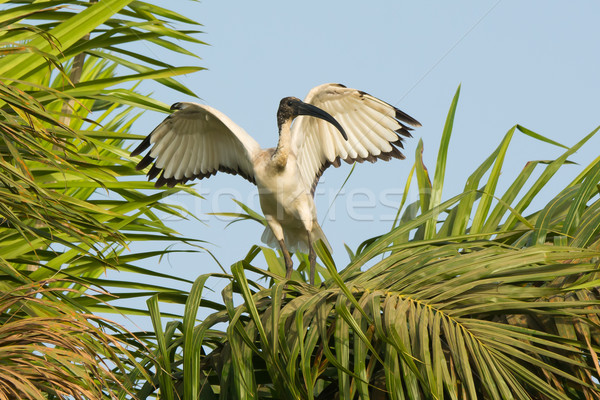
[[131, 102, 261, 187], [291, 83, 421, 195]]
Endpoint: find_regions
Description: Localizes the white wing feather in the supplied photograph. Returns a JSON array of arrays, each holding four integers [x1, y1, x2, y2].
[[291, 83, 421, 195], [131, 102, 261, 187]]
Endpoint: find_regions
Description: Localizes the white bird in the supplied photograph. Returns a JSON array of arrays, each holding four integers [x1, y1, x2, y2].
[[131, 83, 420, 284]]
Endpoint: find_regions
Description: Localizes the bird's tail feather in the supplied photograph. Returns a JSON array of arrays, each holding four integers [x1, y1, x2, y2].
[[260, 222, 331, 254]]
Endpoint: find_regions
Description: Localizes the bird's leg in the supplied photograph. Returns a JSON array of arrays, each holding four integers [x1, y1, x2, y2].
[[278, 239, 294, 279], [308, 232, 316, 285]]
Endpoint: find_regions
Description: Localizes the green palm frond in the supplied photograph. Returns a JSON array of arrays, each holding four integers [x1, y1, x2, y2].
[[0, 0, 204, 285], [0, 1, 211, 398], [2, 2, 599, 398], [140, 87, 600, 400]]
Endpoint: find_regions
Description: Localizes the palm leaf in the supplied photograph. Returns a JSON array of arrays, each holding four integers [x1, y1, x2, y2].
[[0, 1, 212, 398], [151, 87, 600, 399]]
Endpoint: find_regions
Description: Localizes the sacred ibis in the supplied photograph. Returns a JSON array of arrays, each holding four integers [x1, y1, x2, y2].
[[131, 83, 420, 284]]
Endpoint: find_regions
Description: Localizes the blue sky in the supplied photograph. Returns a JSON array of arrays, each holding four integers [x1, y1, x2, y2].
[[119, 1, 600, 324]]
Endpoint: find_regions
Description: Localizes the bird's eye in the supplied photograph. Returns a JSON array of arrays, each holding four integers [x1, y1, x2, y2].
[[287, 100, 293, 107]]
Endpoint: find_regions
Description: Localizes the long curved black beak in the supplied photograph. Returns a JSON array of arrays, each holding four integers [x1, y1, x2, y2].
[[297, 101, 348, 140]]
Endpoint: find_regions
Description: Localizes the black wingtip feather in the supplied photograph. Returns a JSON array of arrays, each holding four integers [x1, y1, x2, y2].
[[130, 135, 152, 157], [136, 153, 154, 171], [394, 107, 421, 128], [395, 126, 413, 138], [155, 173, 168, 188], [388, 146, 404, 159], [147, 164, 161, 180]]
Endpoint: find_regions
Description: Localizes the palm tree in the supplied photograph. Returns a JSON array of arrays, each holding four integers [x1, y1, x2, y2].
[[1, 2, 599, 399], [143, 89, 600, 399], [0, 1, 208, 398]]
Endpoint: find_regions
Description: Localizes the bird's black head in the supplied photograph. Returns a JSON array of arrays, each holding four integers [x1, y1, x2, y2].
[[277, 97, 303, 127], [277, 97, 348, 140]]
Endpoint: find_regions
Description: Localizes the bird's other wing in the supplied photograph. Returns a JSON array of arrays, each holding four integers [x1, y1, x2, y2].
[[290, 83, 421, 195], [131, 102, 261, 188]]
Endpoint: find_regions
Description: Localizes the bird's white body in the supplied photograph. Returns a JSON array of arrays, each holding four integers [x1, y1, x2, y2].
[[131, 83, 420, 282], [253, 147, 325, 253]]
